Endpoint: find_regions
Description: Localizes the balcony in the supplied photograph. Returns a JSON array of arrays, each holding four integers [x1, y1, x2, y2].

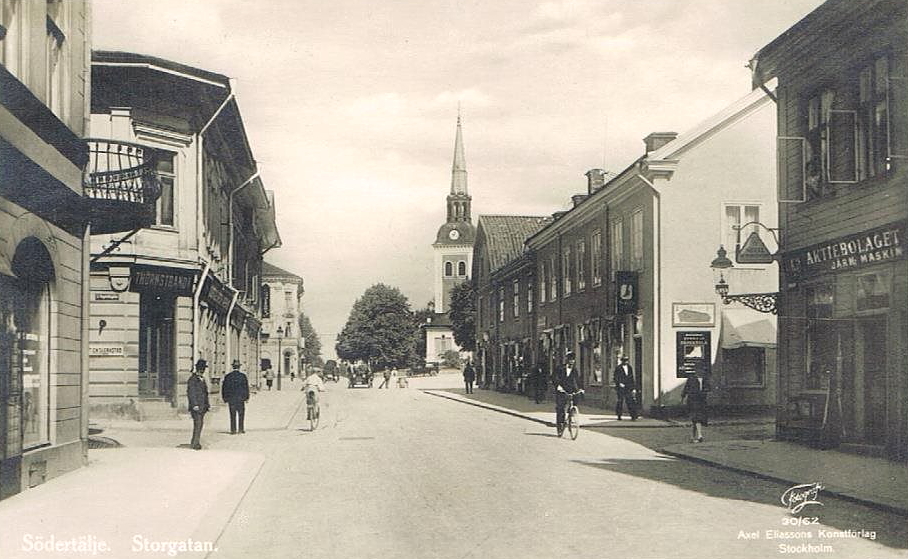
[[83, 139, 161, 234]]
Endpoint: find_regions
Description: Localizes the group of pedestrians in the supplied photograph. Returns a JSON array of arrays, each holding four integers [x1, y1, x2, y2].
[[187, 358, 250, 450]]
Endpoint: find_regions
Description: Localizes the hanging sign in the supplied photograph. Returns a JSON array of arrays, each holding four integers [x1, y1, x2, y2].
[[737, 231, 775, 264], [615, 271, 638, 314]]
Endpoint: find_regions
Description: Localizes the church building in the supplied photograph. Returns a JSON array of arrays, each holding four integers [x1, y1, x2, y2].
[[426, 113, 476, 365]]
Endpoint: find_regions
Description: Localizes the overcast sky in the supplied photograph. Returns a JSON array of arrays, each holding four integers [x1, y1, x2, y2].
[[93, 0, 825, 359]]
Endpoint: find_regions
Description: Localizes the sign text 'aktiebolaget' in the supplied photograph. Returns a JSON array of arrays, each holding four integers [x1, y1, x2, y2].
[[783, 221, 906, 280]]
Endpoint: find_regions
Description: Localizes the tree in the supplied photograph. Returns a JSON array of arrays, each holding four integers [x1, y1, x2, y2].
[[298, 311, 322, 367], [335, 284, 417, 370], [448, 278, 476, 352]]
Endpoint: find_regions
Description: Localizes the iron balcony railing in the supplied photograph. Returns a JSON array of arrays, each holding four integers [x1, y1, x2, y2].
[[83, 139, 162, 233]]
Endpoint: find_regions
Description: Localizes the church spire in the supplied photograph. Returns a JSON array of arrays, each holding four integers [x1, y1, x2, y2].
[[450, 106, 468, 195]]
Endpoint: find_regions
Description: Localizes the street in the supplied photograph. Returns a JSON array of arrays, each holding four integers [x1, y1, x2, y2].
[[204, 374, 908, 559]]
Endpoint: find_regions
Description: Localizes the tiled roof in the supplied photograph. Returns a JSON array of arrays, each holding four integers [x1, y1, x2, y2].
[[477, 215, 553, 272], [262, 261, 302, 281]]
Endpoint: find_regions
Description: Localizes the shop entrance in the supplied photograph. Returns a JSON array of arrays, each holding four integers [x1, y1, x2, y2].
[[852, 318, 887, 445], [138, 293, 176, 399]]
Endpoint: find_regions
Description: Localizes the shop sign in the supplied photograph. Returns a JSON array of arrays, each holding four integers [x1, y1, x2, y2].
[[615, 271, 638, 314], [89, 344, 124, 357], [202, 276, 235, 313], [782, 220, 906, 281], [130, 265, 197, 296], [738, 231, 775, 264], [676, 331, 711, 378], [93, 292, 120, 301]]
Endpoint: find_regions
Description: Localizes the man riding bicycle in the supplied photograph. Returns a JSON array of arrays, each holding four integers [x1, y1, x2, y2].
[[554, 351, 583, 434], [303, 370, 326, 420]]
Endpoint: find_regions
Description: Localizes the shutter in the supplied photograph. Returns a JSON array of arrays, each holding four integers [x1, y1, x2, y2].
[[888, 77, 908, 158], [827, 110, 857, 183], [778, 137, 806, 203]]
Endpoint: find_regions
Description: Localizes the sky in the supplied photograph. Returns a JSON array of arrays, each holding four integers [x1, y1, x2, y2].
[[93, 0, 825, 359]]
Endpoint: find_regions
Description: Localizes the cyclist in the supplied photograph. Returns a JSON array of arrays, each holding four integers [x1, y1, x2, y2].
[[302, 370, 326, 421], [554, 351, 583, 434]]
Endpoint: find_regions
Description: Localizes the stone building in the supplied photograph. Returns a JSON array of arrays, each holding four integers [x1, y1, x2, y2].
[[260, 261, 304, 388], [753, 0, 908, 459], [87, 52, 280, 418]]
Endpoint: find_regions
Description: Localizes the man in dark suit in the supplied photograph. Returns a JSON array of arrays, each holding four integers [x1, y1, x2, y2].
[[554, 351, 581, 433], [222, 359, 250, 434], [613, 356, 638, 420], [187, 359, 211, 449]]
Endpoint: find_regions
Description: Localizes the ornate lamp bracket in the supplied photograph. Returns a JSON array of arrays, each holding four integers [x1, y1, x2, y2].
[[719, 292, 779, 314]]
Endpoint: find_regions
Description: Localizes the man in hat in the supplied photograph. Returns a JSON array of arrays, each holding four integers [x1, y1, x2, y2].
[[613, 355, 638, 420], [222, 359, 250, 434], [553, 351, 582, 434], [187, 359, 211, 449]]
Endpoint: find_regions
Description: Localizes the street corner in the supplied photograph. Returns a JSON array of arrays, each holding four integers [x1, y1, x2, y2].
[[0, 447, 265, 559]]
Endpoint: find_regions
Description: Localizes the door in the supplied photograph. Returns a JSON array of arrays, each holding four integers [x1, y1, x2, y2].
[[139, 294, 176, 399], [858, 318, 887, 445]]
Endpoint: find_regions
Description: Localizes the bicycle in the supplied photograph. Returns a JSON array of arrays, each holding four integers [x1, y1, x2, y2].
[[556, 390, 584, 440], [306, 389, 320, 431]]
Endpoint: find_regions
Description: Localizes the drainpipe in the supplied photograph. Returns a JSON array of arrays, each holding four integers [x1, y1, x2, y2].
[[192, 262, 211, 367], [80, 222, 90, 455], [225, 286, 239, 371], [635, 173, 662, 412], [227, 171, 259, 284]]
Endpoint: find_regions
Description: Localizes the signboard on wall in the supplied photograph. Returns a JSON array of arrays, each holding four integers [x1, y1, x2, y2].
[[676, 331, 711, 378], [89, 344, 125, 357], [782, 220, 906, 281], [615, 271, 638, 314], [130, 265, 196, 296]]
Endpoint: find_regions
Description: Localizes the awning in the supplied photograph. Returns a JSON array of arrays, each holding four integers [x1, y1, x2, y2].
[[720, 309, 776, 350]]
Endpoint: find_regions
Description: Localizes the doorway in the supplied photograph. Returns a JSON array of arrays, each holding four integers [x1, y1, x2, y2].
[[854, 318, 887, 445], [138, 293, 176, 399]]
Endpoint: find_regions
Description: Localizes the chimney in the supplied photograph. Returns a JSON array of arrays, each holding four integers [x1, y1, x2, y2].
[[585, 168, 607, 194], [643, 132, 678, 153], [571, 194, 588, 208]]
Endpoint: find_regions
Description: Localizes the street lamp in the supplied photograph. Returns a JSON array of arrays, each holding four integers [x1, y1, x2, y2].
[[276, 325, 283, 391], [709, 242, 779, 314]]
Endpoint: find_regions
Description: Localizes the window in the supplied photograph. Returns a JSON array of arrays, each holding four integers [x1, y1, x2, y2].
[[285, 322, 292, 337], [156, 152, 175, 226], [631, 210, 644, 269], [723, 204, 760, 260], [591, 230, 602, 286], [498, 287, 505, 322], [445, 261, 453, 277], [610, 219, 623, 277], [548, 256, 557, 301], [284, 291, 293, 314], [1, 0, 27, 82], [261, 285, 271, 317], [45, 12, 68, 120], [538, 263, 546, 304], [857, 56, 891, 181], [562, 247, 572, 296], [457, 261, 466, 276], [723, 347, 765, 387], [576, 240, 586, 291], [512, 279, 519, 318], [527, 282, 533, 314]]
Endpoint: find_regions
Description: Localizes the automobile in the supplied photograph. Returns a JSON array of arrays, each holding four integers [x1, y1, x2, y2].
[[348, 365, 373, 388], [323, 360, 339, 382]]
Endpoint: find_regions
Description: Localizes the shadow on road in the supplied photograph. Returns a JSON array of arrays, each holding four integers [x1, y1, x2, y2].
[[572, 457, 908, 550]]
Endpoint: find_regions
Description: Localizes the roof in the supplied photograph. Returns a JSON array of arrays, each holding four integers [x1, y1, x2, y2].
[[262, 261, 302, 282], [476, 215, 553, 272]]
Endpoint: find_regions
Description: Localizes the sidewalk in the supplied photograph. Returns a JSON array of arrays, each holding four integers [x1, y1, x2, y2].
[[422, 386, 908, 516], [0, 388, 306, 559]]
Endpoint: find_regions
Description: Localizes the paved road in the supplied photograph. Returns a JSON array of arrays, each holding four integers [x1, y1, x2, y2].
[[211, 378, 908, 559]]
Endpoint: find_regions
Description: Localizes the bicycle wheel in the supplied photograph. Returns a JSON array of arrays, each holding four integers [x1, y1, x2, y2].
[[310, 405, 320, 431], [568, 406, 579, 440]]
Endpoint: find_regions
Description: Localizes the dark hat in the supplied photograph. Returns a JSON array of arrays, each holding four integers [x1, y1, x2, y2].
[[195, 359, 208, 371], [620, 355, 629, 362], [565, 351, 576, 360], [231, 359, 241, 368]]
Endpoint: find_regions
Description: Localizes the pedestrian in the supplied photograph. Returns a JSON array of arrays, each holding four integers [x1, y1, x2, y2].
[[554, 352, 581, 435], [187, 359, 210, 450], [681, 372, 710, 442], [534, 363, 547, 404], [222, 359, 250, 434], [263, 368, 274, 391], [463, 359, 476, 394], [613, 356, 638, 420], [379, 367, 392, 389]]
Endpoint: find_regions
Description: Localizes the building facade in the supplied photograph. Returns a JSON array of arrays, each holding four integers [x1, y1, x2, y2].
[[753, 0, 908, 459], [87, 52, 280, 418], [0, 1, 157, 499], [427, 113, 475, 364], [260, 261, 304, 387]]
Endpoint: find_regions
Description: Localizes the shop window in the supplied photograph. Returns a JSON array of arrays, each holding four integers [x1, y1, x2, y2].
[[805, 285, 834, 390], [591, 230, 602, 286], [723, 347, 765, 387], [856, 272, 890, 311], [576, 240, 586, 291], [155, 152, 175, 226]]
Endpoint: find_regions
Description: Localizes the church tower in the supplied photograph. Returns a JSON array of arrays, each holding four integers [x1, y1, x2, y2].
[[426, 111, 476, 364], [433, 110, 476, 313]]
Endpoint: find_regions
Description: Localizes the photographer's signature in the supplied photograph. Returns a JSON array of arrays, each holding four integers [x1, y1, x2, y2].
[[781, 482, 824, 514]]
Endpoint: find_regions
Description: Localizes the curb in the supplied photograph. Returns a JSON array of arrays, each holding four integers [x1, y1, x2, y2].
[[422, 390, 556, 427], [658, 447, 908, 518]]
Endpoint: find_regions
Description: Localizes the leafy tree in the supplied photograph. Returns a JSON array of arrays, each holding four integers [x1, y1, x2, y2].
[[441, 349, 462, 369], [335, 284, 417, 370], [448, 278, 476, 352], [298, 311, 322, 366]]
